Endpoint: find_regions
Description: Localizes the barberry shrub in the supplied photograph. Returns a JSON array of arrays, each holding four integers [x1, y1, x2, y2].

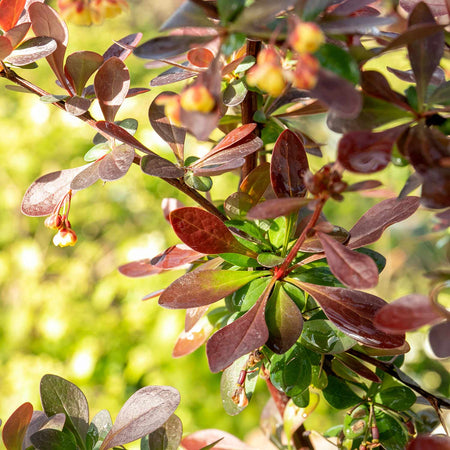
[[1, 0, 450, 449]]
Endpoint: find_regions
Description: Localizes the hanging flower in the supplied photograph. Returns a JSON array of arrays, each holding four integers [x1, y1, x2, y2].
[[53, 226, 78, 247], [288, 53, 320, 90], [289, 21, 325, 55], [57, 0, 128, 26]]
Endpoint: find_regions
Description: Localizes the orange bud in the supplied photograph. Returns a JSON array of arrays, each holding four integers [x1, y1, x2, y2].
[[45, 213, 63, 230], [156, 94, 182, 126], [180, 85, 215, 113], [53, 227, 77, 247], [246, 63, 286, 97], [290, 22, 325, 54], [290, 53, 320, 90]]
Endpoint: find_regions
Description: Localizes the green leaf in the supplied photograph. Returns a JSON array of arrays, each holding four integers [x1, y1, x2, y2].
[[270, 342, 312, 397], [229, 276, 271, 311], [40, 375, 89, 445], [375, 410, 409, 450], [222, 78, 247, 107], [301, 319, 356, 354], [217, 0, 245, 24], [323, 425, 343, 438], [29, 429, 78, 450], [289, 267, 342, 287], [225, 220, 269, 244], [375, 386, 416, 411], [268, 217, 286, 249], [219, 253, 259, 268], [315, 44, 359, 84], [146, 414, 183, 450], [234, 55, 255, 73], [311, 364, 328, 389], [292, 388, 310, 408], [184, 172, 213, 192], [355, 248, 386, 273], [257, 252, 284, 268], [40, 94, 69, 103], [322, 376, 362, 409], [281, 282, 305, 312], [88, 410, 112, 450], [84, 143, 110, 162]]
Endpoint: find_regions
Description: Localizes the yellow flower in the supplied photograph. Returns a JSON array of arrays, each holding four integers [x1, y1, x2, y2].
[[180, 85, 215, 113], [53, 227, 78, 247], [290, 22, 325, 55], [289, 54, 320, 90], [57, 0, 128, 26], [156, 94, 182, 126]]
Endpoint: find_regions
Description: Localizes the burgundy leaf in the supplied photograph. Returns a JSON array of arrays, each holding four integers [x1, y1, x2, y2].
[[224, 192, 254, 219], [4, 22, 30, 48], [64, 51, 103, 96], [240, 161, 271, 203], [65, 95, 91, 116], [300, 224, 349, 253], [142, 289, 165, 301], [270, 129, 309, 198], [22, 411, 50, 449], [21, 165, 90, 216], [141, 154, 185, 179], [331, 0, 378, 15], [247, 198, 311, 220], [400, 0, 449, 16], [320, 15, 395, 34], [406, 434, 450, 450], [159, 270, 269, 309], [407, 2, 444, 105], [70, 162, 100, 191], [311, 69, 362, 118], [0, 0, 26, 31], [125, 87, 150, 98], [0, 36, 13, 60], [180, 107, 221, 142], [148, 92, 186, 162], [150, 65, 195, 87], [94, 57, 130, 122], [150, 244, 205, 269], [296, 282, 406, 349], [103, 33, 142, 61], [99, 386, 180, 450], [346, 180, 382, 192], [317, 231, 379, 289], [29, 3, 69, 92], [336, 353, 381, 383], [98, 145, 134, 181], [206, 278, 276, 373], [181, 429, 254, 450], [5, 36, 57, 66], [337, 130, 396, 173], [429, 321, 450, 358], [172, 316, 213, 358], [118, 259, 164, 278], [160, 0, 218, 30], [187, 47, 214, 68], [133, 35, 216, 60], [169, 207, 255, 256], [348, 196, 420, 249], [185, 305, 209, 332], [374, 294, 445, 334], [161, 198, 184, 222], [386, 65, 446, 86], [2, 402, 33, 450], [421, 167, 450, 209]]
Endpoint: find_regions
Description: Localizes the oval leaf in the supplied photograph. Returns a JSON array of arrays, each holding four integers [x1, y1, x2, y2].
[[317, 231, 379, 289], [271, 129, 309, 198], [103, 33, 142, 61], [30, 429, 77, 450], [159, 270, 269, 309], [407, 434, 450, 450], [5, 36, 57, 66], [118, 259, 164, 278], [151, 244, 205, 269], [65, 51, 104, 96], [146, 414, 183, 450], [2, 402, 33, 450], [98, 145, 134, 181], [429, 321, 450, 358], [172, 316, 213, 358], [247, 197, 311, 220]]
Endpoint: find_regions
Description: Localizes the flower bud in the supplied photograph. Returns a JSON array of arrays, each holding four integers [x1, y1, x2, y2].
[[290, 22, 325, 54], [45, 213, 63, 230], [156, 94, 182, 126], [180, 85, 215, 113], [53, 227, 78, 247], [290, 53, 320, 90]]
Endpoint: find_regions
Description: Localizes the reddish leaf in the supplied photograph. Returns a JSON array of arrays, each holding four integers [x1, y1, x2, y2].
[[118, 259, 164, 278], [148, 92, 186, 163], [187, 47, 214, 68], [206, 277, 276, 373], [317, 231, 379, 289], [150, 65, 195, 87], [300, 224, 349, 253], [180, 107, 221, 142], [160, 0, 218, 30], [338, 130, 396, 173], [169, 207, 256, 256], [406, 434, 450, 450], [0, 0, 26, 31], [65, 51, 103, 96], [374, 294, 444, 334], [29, 3, 69, 91], [400, 0, 449, 16], [94, 57, 130, 122], [240, 161, 270, 203], [185, 305, 209, 332], [70, 162, 100, 191], [159, 270, 269, 309], [429, 321, 450, 358], [247, 198, 311, 220], [336, 354, 381, 383], [173, 316, 213, 358], [103, 33, 142, 61], [266, 284, 303, 354], [386, 65, 446, 86], [224, 192, 254, 219], [21, 165, 89, 216], [348, 197, 420, 249], [4, 22, 30, 48], [125, 87, 150, 98], [422, 167, 450, 209], [0, 36, 13, 59], [65, 95, 91, 116], [150, 244, 205, 269], [293, 281, 406, 349], [99, 386, 180, 450], [141, 153, 184, 179], [98, 145, 134, 181], [6, 36, 57, 66], [2, 402, 33, 450], [320, 15, 395, 34], [271, 129, 309, 198], [181, 429, 254, 450], [407, 2, 444, 105]]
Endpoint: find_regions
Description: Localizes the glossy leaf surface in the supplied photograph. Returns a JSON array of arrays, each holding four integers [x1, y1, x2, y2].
[[100, 386, 180, 449], [247, 197, 311, 220], [65, 51, 103, 96], [5, 36, 57, 66], [2, 402, 33, 450], [94, 57, 130, 122], [270, 129, 309, 198], [29, 429, 77, 449], [170, 207, 255, 256], [322, 376, 362, 409], [348, 196, 420, 249], [376, 386, 416, 411], [407, 434, 450, 450], [146, 414, 183, 450], [159, 270, 268, 309], [240, 161, 270, 203], [295, 282, 406, 349], [374, 294, 444, 334], [317, 231, 379, 289], [336, 353, 381, 383], [206, 278, 275, 373]]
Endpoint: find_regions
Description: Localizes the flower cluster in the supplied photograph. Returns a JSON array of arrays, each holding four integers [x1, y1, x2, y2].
[[246, 21, 324, 96], [57, 0, 128, 26]]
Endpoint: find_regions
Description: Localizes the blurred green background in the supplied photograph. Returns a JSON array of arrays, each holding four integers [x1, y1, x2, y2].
[[0, 2, 449, 448]]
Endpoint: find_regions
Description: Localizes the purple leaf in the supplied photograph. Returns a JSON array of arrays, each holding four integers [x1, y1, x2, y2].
[[421, 167, 450, 209], [348, 196, 420, 249], [65, 95, 91, 116], [374, 294, 445, 334], [141, 154, 185, 179], [118, 259, 164, 278], [429, 321, 450, 358], [2, 402, 33, 450], [206, 278, 276, 372], [159, 270, 269, 309], [320, 15, 395, 34], [336, 354, 381, 383], [64, 51, 103, 96], [98, 145, 135, 181], [247, 198, 311, 220], [150, 65, 195, 87], [295, 282, 406, 349], [181, 429, 253, 450], [100, 386, 180, 450], [317, 231, 379, 289], [270, 129, 309, 198], [5, 36, 57, 66], [70, 162, 100, 191], [103, 33, 142, 61], [94, 57, 130, 122], [21, 165, 90, 216], [400, 0, 449, 17], [150, 244, 205, 269]]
